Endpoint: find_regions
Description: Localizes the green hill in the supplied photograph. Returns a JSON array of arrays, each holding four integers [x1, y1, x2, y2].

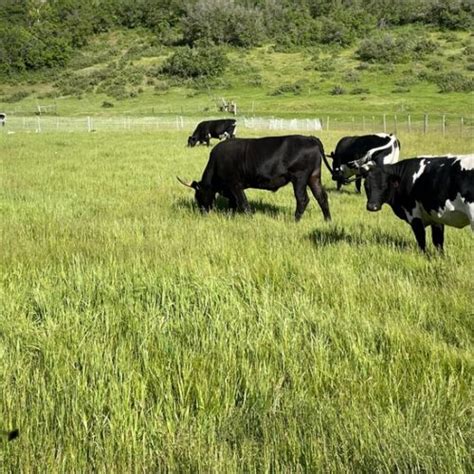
[[1, 27, 473, 119]]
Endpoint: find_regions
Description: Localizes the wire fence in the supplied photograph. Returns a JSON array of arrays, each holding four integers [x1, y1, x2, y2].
[[1, 114, 472, 137]]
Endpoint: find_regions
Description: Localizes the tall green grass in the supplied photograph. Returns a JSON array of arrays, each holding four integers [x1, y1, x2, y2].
[[1, 130, 473, 471]]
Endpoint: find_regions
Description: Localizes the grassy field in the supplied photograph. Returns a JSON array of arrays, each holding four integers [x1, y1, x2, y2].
[[1, 129, 473, 471]]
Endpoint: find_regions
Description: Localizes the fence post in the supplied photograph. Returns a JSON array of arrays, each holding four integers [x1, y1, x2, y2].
[[424, 114, 428, 134], [383, 114, 387, 133], [442, 114, 446, 137], [407, 114, 411, 133], [87, 116, 91, 132]]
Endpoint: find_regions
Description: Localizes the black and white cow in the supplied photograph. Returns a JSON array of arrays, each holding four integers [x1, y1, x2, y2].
[[330, 133, 400, 192], [0, 113, 6, 127], [178, 135, 331, 221], [363, 155, 474, 251], [187, 119, 236, 147]]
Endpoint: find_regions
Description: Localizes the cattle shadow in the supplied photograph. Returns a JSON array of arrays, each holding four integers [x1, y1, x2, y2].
[[308, 226, 412, 250], [174, 196, 285, 217], [326, 187, 361, 195]]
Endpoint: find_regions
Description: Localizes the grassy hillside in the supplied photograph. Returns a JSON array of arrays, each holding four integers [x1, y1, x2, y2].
[[1, 129, 473, 471], [0, 28, 473, 118]]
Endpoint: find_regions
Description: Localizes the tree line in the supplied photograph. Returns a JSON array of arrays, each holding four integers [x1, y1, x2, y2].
[[0, 0, 472, 75]]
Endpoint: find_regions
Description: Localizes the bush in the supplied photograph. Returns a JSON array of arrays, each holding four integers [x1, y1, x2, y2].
[[356, 32, 438, 63], [350, 87, 370, 95], [101, 101, 114, 108], [183, 0, 264, 47], [269, 81, 304, 96], [434, 72, 474, 92], [330, 85, 345, 95], [3, 90, 30, 102], [343, 70, 360, 82], [160, 46, 228, 79]]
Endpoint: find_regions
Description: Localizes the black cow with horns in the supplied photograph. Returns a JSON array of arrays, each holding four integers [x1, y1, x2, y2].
[[362, 155, 474, 252], [328, 133, 400, 192], [178, 135, 331, 222], [187, 119, 236, 147]]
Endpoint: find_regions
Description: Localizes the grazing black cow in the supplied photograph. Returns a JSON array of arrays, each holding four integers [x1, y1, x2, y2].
[[362, 155, 474, 251], [187, 119, 236, 147], [178, 135, 331, 222], [330, 133, 400, 192], [0, 113, 6, 127]]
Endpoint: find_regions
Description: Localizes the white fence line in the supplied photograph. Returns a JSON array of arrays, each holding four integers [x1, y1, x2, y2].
[[1, 115, 471, 135], [1, 116, 323, 134]]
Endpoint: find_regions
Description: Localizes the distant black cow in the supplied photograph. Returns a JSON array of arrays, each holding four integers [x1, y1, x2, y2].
[[178, 135, 331, 222], [187, 119, 236, 147], [330, 133, 400, 192], [0, 113, 6, 127], [362, 155, 474, 251]]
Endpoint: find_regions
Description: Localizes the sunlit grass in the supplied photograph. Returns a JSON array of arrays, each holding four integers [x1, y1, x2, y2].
[[1, 130, 473, 471]]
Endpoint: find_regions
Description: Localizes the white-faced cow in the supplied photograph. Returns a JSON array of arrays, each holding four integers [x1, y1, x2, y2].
[[362, 155, 474, 252], [178, 135, 331, 222], [329, 133, 400, 192], [187, 119, 236, 147]]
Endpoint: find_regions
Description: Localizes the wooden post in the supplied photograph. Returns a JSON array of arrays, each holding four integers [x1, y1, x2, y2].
[[383, 114, 387, 133], [407, 114, 411, 133], [442, 114, 446, 137], [424, 114, 428, 134]]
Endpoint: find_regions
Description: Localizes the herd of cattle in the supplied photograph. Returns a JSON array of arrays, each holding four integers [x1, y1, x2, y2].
[[180, 119, 473, 252]]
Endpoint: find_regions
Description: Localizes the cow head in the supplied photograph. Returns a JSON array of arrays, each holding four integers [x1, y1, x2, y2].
[[362, 164, 400, 212], [187, 136, 198, 147], [177, 177, 215, 212]]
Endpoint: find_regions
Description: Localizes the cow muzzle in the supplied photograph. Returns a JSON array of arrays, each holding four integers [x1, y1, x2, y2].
[[366, 202, 381, 212]]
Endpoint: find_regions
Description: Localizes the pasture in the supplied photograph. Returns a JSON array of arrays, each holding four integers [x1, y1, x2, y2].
[[1, 129, 473, 471]]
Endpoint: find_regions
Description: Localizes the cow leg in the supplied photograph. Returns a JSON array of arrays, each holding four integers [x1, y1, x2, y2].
[[410, 219, 426, 252], [221, 189, 237, 211], [355, 176, 362, 193], [308, 175, 331, 222], [431, 224, 444, 252], [292, 179, 310, 221], [336, 179, 343, 191], [230, 187, 250, 214], [206, 134, 211, 146]]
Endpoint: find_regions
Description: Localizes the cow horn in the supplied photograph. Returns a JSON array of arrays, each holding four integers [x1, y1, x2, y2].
[[177, 176, 194, 188]]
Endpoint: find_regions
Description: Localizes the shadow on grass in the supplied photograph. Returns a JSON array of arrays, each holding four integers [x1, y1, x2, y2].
[[174, 197, 285, 217], [308, 226, 412, 250], [326, 186, 361, 195]]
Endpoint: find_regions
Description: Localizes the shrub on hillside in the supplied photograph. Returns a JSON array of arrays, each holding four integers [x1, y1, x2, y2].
[[3, 90, 30, 102], [350, 87, 370, 95], [183, 0, 263, 47], [356, 32, 437, 63], [330, 85, 345, 95], [433, 72, 474, 92], [269, 81, 304, 96], [160, 46, 228, 79]]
